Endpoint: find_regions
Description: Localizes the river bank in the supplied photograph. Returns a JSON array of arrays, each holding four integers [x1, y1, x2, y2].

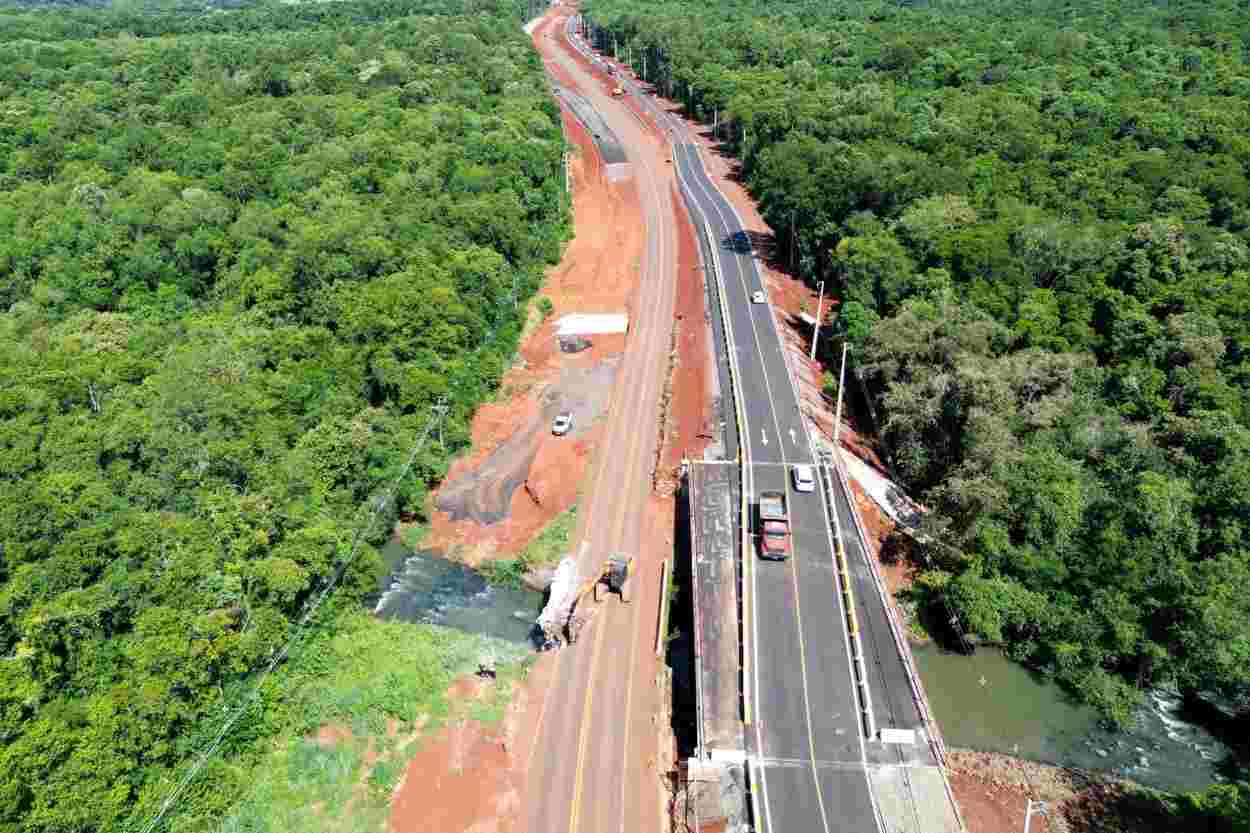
[[947, 748, 1202, 833]]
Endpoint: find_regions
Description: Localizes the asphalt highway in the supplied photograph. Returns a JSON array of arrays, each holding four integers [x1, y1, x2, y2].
[[673, 141, 879, 833], [554, 14, 936, 833], [593, 33, 885, 829]]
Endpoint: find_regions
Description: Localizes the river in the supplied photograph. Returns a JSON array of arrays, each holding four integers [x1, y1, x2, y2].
[[366, 538, 1234, 789], [913, 644, 1232, 792], [370, 540, 544, 646]]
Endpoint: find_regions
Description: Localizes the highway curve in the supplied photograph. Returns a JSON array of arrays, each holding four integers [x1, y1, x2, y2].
[[670, 122, 880, 833], [529, 7, 928, 833], [606, 24, 888, 833]]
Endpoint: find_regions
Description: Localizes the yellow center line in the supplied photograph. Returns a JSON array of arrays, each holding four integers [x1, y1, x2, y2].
[[561, 19, 671, 828], [612, 145, 672, 833], [567, 572, 611, 832], [778, 472, 837, 833]]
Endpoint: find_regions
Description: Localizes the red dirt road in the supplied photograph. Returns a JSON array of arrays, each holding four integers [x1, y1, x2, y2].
[[523, 10, 685, 833], [389, 8, 713, 833]]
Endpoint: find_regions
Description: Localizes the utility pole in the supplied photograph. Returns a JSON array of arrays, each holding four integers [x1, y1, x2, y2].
[[1023, 799, 1048, 833], [809, 281, 825, 361], [832, 341, 847, 447], [433, 397, 449, 448]]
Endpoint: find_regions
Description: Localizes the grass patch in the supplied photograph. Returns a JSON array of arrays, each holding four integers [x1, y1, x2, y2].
[[400, 523, 429, 551], [518, 297, 546, 345], [203, 612, 529, 833], [482, 505, 578, 587]]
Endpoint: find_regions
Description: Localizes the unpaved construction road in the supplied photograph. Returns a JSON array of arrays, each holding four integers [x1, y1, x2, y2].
[[524, 9, 680, 833]]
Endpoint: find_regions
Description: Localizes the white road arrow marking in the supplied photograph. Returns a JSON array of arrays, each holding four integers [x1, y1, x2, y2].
[[761, 429, 768, 446], [789, 427, 797, 446]]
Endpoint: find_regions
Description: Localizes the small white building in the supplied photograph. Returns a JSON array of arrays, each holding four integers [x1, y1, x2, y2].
[[555, 313, 629, 337]]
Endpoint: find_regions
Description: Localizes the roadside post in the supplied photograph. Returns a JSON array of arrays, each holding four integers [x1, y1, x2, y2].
[[808, 281, 824, 361]]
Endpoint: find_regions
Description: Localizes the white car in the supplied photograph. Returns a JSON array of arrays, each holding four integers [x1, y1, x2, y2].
[[552, 412, 573, 436], [792, 464, 815, 493], [751, 290, 766, 304]]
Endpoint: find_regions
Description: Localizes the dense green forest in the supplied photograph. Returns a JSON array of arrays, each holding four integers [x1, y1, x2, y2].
[[585, 0, 1249, 817], [0, 0, 567, 829]]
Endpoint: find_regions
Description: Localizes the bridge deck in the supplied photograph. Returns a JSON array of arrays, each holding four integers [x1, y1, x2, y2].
[[688, 459, 744, 759]]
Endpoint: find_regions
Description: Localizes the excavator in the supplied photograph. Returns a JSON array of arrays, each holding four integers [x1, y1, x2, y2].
[[568, 553, 633, 643], [592, 553, 634, 603]]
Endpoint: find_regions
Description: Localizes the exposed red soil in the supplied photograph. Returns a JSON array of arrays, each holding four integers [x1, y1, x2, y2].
[[668, 108, 899, 471], [637, 75, 921, 607], [385, 655, 547, 830], [947, 750, 1080, 833], [640, 494, 677, 830], [949, 771, 1056, 833], [660, 185, 713, 485], [395, 11, 715, 833], [844, 475, 920, 599], [423, 20, 646, 560], [388, 655, 560, 833]]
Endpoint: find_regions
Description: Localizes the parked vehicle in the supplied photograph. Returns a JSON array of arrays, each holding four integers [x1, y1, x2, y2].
[[552, 412, 574, 435], [758, 490, 791, 559], [751, 290, 766, 304], [792, 464, 815, 493]]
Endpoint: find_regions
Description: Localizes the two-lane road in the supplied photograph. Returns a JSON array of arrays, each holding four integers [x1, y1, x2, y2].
[[552, 14, 942, 833], [674, 141, 879, 833], [525, 12, 676, 833], [573, 14, 884, 830]]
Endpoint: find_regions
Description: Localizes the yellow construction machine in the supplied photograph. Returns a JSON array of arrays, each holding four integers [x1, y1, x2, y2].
[[592, 553, 634, 603], [539, 552, 635, 647]]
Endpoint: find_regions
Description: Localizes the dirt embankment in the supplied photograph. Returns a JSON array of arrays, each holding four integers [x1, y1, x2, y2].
[[390, 9, 716, 833], [946, 749, 1183, 833], [421, 31, 645, 562], [389, 661, 559, 833]]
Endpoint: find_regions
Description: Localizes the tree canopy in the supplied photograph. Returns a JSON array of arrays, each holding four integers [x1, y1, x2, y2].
[[583, 0, 1250, 732], [0, 0, 568, 829]]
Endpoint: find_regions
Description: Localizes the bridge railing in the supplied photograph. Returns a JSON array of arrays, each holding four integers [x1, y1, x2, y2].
[[827, 449, 969, 832]]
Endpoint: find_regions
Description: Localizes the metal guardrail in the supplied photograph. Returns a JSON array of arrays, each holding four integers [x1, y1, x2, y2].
[[815, 460, 878, 741], [656, 558, 670, 657], [828, 450, 969, 832]]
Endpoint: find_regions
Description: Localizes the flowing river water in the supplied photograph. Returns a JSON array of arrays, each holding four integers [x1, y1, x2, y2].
[[913, 644, 1233, 792], [366, 540, 1234, 791], [370, 540, 543, 646]]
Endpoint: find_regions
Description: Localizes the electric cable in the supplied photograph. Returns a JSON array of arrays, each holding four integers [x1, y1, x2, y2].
[[138, 407, 443, 833]]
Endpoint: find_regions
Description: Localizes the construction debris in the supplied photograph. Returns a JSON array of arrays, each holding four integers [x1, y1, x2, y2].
[[537, 555, 579, 648]]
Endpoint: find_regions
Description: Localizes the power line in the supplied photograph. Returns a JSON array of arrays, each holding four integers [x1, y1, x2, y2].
[[138, 405, 445, 833]]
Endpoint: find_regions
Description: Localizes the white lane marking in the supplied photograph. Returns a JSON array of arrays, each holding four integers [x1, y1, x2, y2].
[[761, 428, 768, 446]]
